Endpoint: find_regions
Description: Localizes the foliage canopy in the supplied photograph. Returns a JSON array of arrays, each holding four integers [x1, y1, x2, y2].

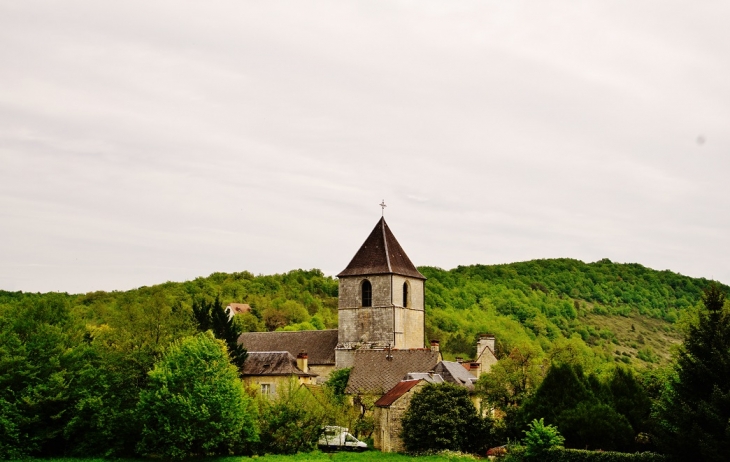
[[136, 332, 257, 459]]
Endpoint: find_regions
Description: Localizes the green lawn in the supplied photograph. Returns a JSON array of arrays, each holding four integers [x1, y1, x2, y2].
[[226, 452, 477, 461], [27, 452, 478, 462]]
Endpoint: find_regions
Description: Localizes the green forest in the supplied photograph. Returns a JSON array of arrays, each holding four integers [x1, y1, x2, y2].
[[1, 258, 728, 460]]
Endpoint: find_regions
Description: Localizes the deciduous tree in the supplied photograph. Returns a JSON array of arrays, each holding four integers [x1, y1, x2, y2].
[[136, 332, 257, 459]]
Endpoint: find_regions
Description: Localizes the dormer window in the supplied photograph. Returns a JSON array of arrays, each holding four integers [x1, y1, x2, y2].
[[362, 280, 372, 307], [403, 281, 409, 307]]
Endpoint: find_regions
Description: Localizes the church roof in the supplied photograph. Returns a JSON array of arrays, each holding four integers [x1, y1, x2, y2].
[[345, 349, 441, 395], [337, 217, 425, 280], [238, 330, 338, 366]]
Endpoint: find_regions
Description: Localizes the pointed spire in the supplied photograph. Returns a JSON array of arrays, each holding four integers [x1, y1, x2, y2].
[[338, 217, 425, 279]]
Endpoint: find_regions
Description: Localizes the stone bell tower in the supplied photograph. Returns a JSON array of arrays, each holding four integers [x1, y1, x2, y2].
[[335, 217, 426, 368]]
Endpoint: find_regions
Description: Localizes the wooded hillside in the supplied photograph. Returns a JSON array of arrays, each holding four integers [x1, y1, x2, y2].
[[1, 258, 721, 370]]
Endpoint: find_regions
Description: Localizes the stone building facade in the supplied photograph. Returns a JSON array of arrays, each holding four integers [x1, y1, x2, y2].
[[373, 379, 426, 452]]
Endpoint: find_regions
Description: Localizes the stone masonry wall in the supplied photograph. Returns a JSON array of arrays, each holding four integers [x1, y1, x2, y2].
[[338, 275, 424, 351], [391, 276, 424, 349], [338, 275, 394, 346], [374, 382, 425, 452]]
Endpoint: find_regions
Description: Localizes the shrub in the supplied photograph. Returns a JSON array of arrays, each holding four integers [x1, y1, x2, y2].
[[255, 379, 327, 455], [136, 332, 257, 459], [540, 447, 666, 461], [523, 418, 564, 457]]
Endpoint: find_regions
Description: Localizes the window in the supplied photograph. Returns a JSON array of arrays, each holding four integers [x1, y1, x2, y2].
[[260, 383, 271, 396], [403, 281, 409, 307], [362, 280, 372, 307]]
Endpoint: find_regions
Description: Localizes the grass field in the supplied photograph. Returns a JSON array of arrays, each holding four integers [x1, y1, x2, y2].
[[27, 451, 478, 462], [228, 451, 478, 461]]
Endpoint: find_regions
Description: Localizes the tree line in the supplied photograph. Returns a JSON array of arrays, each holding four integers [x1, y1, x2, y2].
[[0, 260, 725, 459]]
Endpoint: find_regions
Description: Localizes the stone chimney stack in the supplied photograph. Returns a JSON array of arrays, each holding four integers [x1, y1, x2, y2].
[[430, 340, 440, 353], [296, 352, 308, 373], [476, 333, 496, 376]]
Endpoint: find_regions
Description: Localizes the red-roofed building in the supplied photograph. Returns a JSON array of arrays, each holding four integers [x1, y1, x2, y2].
[[373, 379, 426, 452]]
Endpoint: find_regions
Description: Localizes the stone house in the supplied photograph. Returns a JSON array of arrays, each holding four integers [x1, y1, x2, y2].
[[239, 329, 338, 381], [371, 359, 489, 452], [241, 350, 317, 396], [373, 379, 426, 453]]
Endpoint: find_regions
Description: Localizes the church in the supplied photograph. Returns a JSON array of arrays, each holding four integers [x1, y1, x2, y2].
[[238, 216, 496, 398]]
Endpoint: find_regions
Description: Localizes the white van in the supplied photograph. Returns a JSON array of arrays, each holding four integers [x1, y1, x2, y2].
[[318, 426, 368, 452]]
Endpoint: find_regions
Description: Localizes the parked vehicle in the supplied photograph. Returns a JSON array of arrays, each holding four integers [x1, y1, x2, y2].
[[318, 426, 368, 452]]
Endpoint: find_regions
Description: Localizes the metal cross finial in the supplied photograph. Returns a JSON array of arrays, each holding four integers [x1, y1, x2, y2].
[[380, 200, 387, 216]]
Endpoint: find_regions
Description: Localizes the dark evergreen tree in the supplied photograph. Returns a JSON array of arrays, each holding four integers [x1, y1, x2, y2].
[[608, 366, 651, 440], [192, 296, 247, 369], [558, 401, 634, 451], [520, 363, 593, 424], [658, 283, 730, 461], [519, 363, 636, 451]]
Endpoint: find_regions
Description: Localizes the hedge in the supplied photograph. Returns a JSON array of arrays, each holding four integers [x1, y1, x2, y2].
[[509, 448, 667, 462]]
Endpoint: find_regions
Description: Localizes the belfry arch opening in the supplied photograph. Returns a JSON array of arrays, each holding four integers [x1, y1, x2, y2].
[[361, 279, 372, 307], [403, 281, 410, 307]]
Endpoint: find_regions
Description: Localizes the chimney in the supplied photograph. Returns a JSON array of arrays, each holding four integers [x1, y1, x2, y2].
[[296, 352, 308, 373], [476, 333, 496, 375], [455, 356, 463, 363], [430, 340, 440, 353]]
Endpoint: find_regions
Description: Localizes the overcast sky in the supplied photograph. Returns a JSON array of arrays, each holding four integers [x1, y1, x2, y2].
[[1, 1, 729, 294]]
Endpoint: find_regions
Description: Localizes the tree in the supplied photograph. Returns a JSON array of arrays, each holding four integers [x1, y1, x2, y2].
[[475, 344, 545, 412], [64, 291, 196, 457], [192, 296, 248, 369], [519, 363, 635, 451], [657, 283, 730, 461], [0, 294, 82, 457], [324, 367, 351, 403], [401, 382, 493, 454], [136, 332, 258, 459]]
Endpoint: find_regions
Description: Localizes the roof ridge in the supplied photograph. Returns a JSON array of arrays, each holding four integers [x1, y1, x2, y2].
[[381, 218, 392, 273]]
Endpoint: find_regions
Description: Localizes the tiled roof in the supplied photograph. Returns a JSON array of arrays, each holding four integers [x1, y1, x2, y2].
[[434, 361, 477, 390], [374, 379, 422, 407], [238, 330, 338, 365], [226, 303, 251, 315], [241, 351, 315, 377], [337, 217, 425, 280], [345, 349, 441, 395]]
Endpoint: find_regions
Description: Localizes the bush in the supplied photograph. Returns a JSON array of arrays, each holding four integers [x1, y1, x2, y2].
[[523, 418, 564, 457], [255, 378, 328, 454], [136, 332, 257, 459], [540, 447, 666, 461]]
